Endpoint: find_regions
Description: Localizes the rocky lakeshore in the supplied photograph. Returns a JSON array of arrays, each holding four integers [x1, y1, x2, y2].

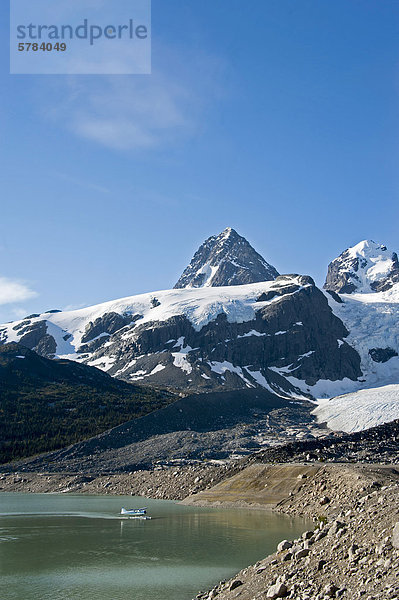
[[193, 464, 399, 600], [1, 462, 398, 599], [1, 420, 398, 600], [0, 463, 225, 500]]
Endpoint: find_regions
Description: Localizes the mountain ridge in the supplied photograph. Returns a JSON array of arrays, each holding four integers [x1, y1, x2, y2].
[[0, 275, 361, 399], [1, 231, 399, 420], [0, 342, 174, 463], [2, 230, 399, 468]]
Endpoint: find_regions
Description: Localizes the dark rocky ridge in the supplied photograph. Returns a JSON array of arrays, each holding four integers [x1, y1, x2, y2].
[[0, 342, 123, 386], [0, 276, 362, 397], [174, 227, 279, 288], [81, 312, 139, 344], [243, 418, 399, 465], [92, 275, 362, 395]]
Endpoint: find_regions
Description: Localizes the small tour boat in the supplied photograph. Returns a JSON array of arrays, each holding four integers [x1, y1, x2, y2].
[[120, 507, 148, 516]]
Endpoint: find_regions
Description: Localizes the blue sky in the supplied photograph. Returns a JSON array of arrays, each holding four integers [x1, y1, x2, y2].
[[1, 0, 399, 322]]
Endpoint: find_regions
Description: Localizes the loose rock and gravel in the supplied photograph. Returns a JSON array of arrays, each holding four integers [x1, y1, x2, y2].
[[0, 464, 225, 499], [192, 464, 399, 600]]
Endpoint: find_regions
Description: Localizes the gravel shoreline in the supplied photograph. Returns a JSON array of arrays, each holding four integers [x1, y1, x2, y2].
[[0, 464, 226, 500], [192, 464, 399, 600]]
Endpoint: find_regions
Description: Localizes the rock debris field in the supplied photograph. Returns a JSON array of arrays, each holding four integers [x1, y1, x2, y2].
[[194, 465, 399, 600]]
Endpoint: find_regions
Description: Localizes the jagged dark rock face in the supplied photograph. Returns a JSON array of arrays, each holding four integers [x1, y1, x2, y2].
[[81, 312, 137, 343], [324, 241, 399, 294], [79, 312, 142, 353], [13, 320, 57, 358], [89, 275, 361, 396], [324, 289, 344, 304], [324, 252, 360, 294], [174, 227, 279, 288], [369, 347, 398, 363], [372, 251, 399, 291]]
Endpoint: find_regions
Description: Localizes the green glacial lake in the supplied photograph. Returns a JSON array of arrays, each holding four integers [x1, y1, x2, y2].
[[0, 493, 308, 600]]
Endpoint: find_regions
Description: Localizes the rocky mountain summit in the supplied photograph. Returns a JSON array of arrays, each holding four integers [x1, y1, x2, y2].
[[324, 239, 399, 294], [174, 227, 279, 288]]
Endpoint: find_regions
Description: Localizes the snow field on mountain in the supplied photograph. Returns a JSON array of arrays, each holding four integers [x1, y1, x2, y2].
[[325, 283, 399, 388], [1, 278, 307, 357], [313, 384, 399, 432]]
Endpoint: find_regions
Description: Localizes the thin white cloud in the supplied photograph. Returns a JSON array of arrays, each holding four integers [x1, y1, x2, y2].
[[62, 302, 90, 311], [0, 276, 37, 306], [9, 307, 29, 320], [54, 74, 193, 150], [53, 171, 110, 194], [37, 47, 228, 151]]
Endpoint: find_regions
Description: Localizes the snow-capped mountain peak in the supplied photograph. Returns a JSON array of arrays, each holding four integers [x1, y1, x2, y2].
[[324, 239, 399, 294], [174, 227, 279, 289]]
